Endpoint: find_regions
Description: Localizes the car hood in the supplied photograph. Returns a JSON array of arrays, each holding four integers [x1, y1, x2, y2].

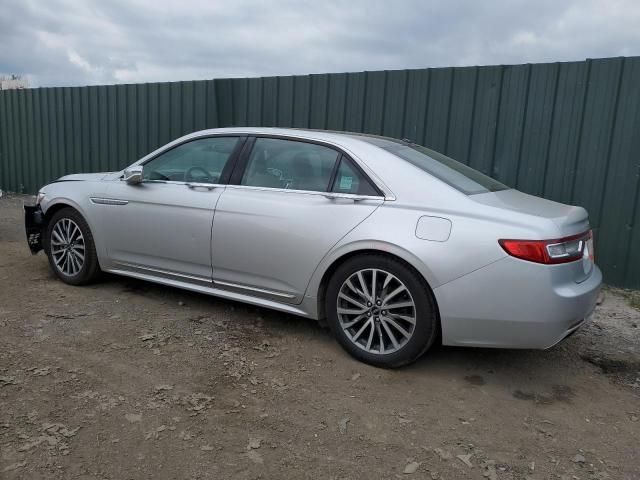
[[54, 172, 113, 182], [471, 189, 589, 237]]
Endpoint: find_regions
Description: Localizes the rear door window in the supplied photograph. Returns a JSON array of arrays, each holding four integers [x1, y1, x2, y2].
[[241, 138, 339, 192]]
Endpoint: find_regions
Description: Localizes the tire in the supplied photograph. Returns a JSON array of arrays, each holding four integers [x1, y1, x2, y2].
[[325, 254, 438, 368], [44, 207, 101, 285]]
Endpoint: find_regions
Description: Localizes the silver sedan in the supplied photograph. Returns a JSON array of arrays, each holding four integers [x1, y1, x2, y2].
[[25, 128, 602, 367]]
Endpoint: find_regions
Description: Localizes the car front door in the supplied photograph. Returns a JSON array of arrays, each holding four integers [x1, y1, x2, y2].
[[211, 136, 385, 303], [101, 136, 244, 283]]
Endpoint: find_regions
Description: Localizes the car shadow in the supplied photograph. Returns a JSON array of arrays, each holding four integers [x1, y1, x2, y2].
[[97, 273, 598, 394]]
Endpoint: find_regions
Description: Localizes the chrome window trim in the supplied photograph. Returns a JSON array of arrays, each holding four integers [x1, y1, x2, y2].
[[223, 184, 384, 200], [135, 134, 246, 168], [125, 134, 245, 186], [241, 133, 396, 201], [118, 178, 226, 188], [125, 130, 396, 200]]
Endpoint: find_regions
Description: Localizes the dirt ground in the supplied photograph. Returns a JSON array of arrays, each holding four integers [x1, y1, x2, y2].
[[1, 193, 639, 480]]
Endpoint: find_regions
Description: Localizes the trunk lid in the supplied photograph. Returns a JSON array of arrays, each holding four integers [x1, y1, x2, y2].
[[471, 189, 589, 237]]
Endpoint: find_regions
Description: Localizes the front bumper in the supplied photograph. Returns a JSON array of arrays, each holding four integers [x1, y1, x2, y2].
[[25, 205, 45, 254], [434, 256, 602, 349]]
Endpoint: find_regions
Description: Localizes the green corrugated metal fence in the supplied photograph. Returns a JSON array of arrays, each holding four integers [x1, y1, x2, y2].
[[1, 57, 639, 288]]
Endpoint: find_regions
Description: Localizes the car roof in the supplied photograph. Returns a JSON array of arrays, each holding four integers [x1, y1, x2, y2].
[[182, 127, 396, 151]]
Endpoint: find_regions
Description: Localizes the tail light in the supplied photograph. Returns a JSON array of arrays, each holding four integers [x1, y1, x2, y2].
[[499, 231, 592, 265]]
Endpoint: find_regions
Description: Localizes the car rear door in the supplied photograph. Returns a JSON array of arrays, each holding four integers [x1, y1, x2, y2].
[[101, 136, 245, 283], [210, 136, 384, 304]]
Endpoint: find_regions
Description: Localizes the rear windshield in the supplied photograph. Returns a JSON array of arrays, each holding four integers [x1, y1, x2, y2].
[[351, 135, 509, 195]]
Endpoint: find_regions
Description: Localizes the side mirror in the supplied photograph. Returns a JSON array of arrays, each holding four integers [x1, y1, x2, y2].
[[123, 165, 143, 185]]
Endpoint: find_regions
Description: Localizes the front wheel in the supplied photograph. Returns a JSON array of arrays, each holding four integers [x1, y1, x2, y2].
[[44, 207, 101, 285], [325, 254, 438, 368]]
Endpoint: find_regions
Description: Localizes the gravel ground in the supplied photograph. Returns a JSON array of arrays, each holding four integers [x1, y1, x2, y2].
[[1, 193, 639, 480]]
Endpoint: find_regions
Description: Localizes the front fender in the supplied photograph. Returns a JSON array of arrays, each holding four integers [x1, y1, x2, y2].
[[39, 192, 109, 265], [41, 197, 98, 241], [42, 196, 87, 218]]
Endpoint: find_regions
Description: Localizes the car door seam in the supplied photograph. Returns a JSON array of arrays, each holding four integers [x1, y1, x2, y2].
[[301, 201, 385, 300], [209, 185, 227, 280]]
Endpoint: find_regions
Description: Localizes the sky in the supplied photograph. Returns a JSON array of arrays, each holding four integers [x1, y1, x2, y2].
[[1, 0, 639, 87]]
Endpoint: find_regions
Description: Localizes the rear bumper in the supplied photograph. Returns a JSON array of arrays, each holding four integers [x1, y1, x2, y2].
[[24, 205, 45, 254], [434, 256, 602, 349]]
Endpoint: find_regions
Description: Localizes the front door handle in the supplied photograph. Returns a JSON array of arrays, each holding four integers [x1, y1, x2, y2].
[[186, 183, 217, 190]]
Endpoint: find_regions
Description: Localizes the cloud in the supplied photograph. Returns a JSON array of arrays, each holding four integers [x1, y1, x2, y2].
[[0, 0, 638, 87]]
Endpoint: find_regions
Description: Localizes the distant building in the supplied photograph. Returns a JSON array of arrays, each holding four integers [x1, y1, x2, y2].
[[0, 75, 29, 90]]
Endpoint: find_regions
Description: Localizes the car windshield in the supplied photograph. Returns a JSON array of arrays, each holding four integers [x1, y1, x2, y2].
[[350, 135, 509, 195]]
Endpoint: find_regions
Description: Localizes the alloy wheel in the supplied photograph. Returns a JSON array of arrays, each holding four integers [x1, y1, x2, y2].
[[336, 268, 416, 354], [50, 218, 85, 276]]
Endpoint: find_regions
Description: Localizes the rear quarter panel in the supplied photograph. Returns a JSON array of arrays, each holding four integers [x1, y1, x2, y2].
[[304, 187, 584, 322]]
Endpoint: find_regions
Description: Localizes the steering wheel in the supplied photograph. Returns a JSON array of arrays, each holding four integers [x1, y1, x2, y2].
[[184, 166, 211, 183]]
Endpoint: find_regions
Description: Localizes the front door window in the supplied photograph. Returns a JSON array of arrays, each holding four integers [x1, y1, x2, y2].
[[143, 137, 240, 184]]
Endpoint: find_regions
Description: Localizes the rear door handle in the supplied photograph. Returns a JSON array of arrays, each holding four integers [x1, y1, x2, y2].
[[187, 183, 217, 190], [323, 193, 368, 202]]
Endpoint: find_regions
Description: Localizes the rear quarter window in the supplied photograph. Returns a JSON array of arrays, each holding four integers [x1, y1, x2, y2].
[[331, 158, 379, 196]]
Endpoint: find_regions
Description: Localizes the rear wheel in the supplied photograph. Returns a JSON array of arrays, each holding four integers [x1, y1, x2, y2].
[[45, 208, 101, 285], [325, 254, 438, 368]]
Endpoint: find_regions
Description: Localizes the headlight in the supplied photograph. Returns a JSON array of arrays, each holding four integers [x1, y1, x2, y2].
[[36, 190, 46, 205]]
